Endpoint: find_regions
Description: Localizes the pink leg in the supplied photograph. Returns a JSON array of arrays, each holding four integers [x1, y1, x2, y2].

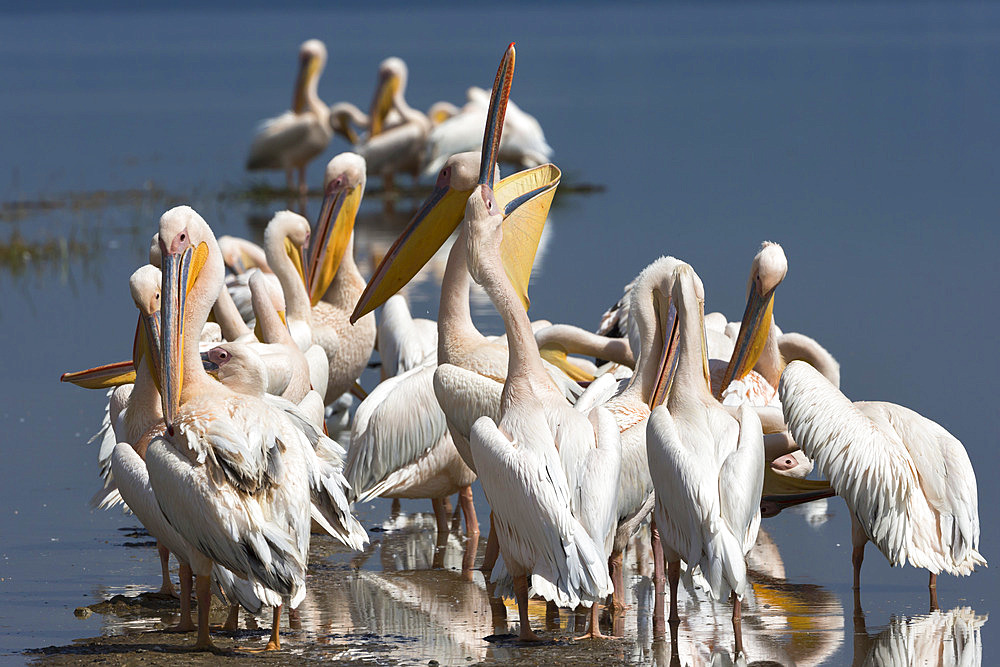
[[650, 519, 666, 639], [608, 550, 625, 613], [732, 592, 743, 655], [667, 560, 681, 624], [481, 513, 499, 577], [193, 575, 215, 651], [514, 575, 541, 641], [157, 543, 176, 597], [459, 486, 480, 537]]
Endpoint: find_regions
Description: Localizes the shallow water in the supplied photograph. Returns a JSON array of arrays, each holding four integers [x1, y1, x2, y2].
[[1, 2, 997, 665]]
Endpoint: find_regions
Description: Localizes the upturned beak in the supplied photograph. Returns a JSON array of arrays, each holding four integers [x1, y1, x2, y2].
[[368, 70, 400, 137], [648, 291, 679, 410], [718, 281, 775, 397], [160, 241, 209, 431], [350, 42, 525, 324], [306, 177, 363, 306], [496, 164, 559, 311], [479, 42, 515, 188]]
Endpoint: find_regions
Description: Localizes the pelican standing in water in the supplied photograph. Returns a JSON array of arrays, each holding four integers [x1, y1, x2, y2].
[[464, 176, 618, 639], [305, 153, 377, 406], [357, 57, 431, 189], [647, 262, 764, 655], [247, 39, 334, 195], [349, 46, 584, 566], [779, 361, 985, 604], [146, 206, 364, 651]]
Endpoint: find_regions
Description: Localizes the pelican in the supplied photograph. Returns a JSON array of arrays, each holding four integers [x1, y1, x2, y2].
[[59, 266, 182, 597], [246, 270, 312, 403], [647, 262, 764, 655], [349, 46, 581, 570], [255, 211, 329, 399], [779, 361, 985, 598], [463, 176, 619, 639], [247, 39, 334, 195], [145, 205, 365, 651], [423, 85, 553, 176], [305, 153, 377, 405], [357, 57, 430, 189]]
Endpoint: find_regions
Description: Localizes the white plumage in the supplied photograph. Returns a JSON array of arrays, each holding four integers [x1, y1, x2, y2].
[[423, 86, 552, 176], [779, 360, 985, 581]]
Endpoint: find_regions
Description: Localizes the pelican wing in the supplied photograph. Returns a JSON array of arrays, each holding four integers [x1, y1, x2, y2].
[[857, 401, 983, 571], [779, 361, 916, 566], [346, 363, 447, 503], [433, 363, 503, 471], [358, 122, 426, 175], [266, 393, 368, 550], [470, 416, 611, 607], [646, 406, 717, 569], [572, 373, 626, 415], [575, 407, 623, 554], [719, 405, 765, 554]]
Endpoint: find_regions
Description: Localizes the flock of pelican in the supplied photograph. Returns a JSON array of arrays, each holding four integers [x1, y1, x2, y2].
[[62, 41, 985, 656], [246, 39, 552, 195]]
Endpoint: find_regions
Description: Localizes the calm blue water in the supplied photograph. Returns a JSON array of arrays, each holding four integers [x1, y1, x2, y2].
[[1, 3, 997, 664]]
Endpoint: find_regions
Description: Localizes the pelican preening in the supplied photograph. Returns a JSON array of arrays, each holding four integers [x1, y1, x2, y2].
[[647, 262, 765, 655], [779, 361, 985, 599]]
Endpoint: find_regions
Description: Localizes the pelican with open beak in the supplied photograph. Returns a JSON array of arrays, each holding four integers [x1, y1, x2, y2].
[[351, 43, 557, 325], [304, 153, 376, 406]]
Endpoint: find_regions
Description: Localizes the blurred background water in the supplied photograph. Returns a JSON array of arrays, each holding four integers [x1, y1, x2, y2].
[[0, 2, 997, 664]]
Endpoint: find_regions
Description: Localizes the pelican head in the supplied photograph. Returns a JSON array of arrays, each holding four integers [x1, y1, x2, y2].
[[265, 210, 310, 292], [329, 102, 363, 145], [369, 56, 407, 136], [130, 264, 163, 391], [293, 39, 327, 114], [627, 257, 683, 409], [201, 343, 268, 397], [159, 206, 220, 433], [465, 185, 505, 288], [720, 241, 787, 394], [59, 265, 163, 389], [306, 153, 366, 305], [649, 263, 709, 408]]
